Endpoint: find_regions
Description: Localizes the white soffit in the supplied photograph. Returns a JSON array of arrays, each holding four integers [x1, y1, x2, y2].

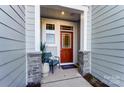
[[60, 5, 89, 12], [40, 5, 81, 21]]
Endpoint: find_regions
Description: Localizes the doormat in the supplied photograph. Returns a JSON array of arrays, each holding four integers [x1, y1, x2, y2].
[[83, 73, 109, 87], [61, 64, 77, 69]]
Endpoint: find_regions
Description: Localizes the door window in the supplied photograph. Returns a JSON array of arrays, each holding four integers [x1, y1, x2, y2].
[[62, 33, 71, 48]]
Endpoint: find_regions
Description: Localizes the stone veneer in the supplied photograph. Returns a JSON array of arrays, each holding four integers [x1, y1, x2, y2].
[[27, 52, 42, 85], [78, 51, 90, 76]]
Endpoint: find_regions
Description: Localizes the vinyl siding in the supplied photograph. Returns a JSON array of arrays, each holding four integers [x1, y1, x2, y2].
[[0, 5, 26, 87], [91, 5, 124, 87], [25, 5, 35, 52], [87, 6, 91, 51]]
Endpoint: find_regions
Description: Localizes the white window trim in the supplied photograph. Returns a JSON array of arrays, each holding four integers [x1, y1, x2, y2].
[[45, 30, 55, 34]]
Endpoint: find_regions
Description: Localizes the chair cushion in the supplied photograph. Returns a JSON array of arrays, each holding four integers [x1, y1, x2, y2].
[[49, 60, 59, 66]]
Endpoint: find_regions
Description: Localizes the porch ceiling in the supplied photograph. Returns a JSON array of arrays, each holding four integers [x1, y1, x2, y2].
[[40, 5, 81, 22]]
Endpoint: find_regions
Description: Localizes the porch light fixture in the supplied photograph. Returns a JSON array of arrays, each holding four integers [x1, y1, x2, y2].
[[61, 11, 65, 15]]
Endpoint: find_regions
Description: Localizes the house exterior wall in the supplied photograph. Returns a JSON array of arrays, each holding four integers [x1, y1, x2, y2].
[[0, 5, 26, 87], [87, 6, 92, 73], [91, 5, 124, 86], [25, 5, 35, 52], [41, 18, 78, 64], [87, 6, 91, 51]]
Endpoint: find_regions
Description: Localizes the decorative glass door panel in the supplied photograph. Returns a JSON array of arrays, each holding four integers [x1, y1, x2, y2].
[[62, 33, 71, 48]]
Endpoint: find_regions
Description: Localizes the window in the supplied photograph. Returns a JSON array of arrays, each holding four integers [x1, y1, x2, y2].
[[62, 33, 71, 48], [46, 24, 55, 30], [60, 25, 73, 30], [46, 34, 55, 44]]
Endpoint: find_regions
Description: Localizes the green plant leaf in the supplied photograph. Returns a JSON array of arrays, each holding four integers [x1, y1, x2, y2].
[[40, 41, 46, 63]]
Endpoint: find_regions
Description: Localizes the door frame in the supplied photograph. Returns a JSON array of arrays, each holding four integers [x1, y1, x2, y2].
[[60, 30, 74, 64], [60, 31, 73, 63]]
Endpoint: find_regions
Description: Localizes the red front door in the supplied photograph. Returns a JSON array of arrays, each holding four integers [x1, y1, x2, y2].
[[60, 31, 73, 63]]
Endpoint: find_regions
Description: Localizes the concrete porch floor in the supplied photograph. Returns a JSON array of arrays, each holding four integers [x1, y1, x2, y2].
[[41, 68, 92, 87]]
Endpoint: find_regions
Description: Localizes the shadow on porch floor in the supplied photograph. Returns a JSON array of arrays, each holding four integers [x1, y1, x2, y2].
[[41, 68, 92, 87]]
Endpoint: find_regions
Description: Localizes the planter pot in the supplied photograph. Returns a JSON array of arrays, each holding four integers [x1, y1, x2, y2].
[[42, 63, 49, 77]]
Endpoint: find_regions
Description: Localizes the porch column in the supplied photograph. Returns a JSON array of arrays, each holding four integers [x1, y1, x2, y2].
[[35, 5, 41, 51], [80, 13, 84, 51], [80, 10, 88, 51], [79, 10, 91, 76]]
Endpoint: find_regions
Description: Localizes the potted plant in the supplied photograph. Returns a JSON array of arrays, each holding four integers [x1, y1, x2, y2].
[[40, 42, 49, 77]]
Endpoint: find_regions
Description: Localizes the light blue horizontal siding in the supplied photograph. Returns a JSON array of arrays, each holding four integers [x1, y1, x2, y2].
[[25, 5, 35, 52], [0, 5, 26, 87], [91, 5, 124, 87]]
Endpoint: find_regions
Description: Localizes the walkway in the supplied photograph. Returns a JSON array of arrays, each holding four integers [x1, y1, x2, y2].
[[41, 68, 92, 87]]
